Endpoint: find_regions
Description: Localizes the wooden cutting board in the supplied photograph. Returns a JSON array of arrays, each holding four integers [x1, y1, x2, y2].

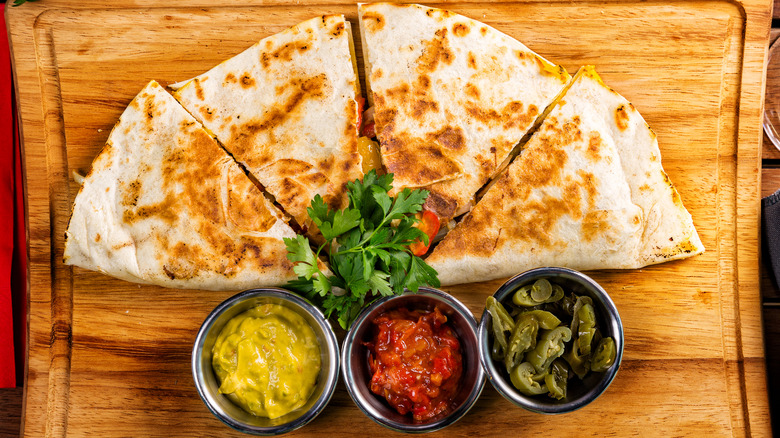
[[5, 0, 773, 435]]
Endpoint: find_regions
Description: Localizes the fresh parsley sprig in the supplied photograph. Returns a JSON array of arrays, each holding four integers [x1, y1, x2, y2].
[[284, 170, 440, 329]]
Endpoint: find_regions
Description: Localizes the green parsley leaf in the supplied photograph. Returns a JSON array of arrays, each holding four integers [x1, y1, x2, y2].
[[285, 170, 440, 329], [284, 235, 320, 280]]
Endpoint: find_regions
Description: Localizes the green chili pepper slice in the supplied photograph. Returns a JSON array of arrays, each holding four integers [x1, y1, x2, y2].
[[530, 279, 553, 302], [570, 295, 594, 337], [521, 310, 561, 330], [576, 303, 597, 356], [545, 359, 568, 400], [514, 280, 566, 307], [487, 296, 514, 351], [591, 337, 617, 372], [510, 362, 548, 396], [504, 314, 539, 371], [563, 342, 590, 379], [526, 326, 572, 374]]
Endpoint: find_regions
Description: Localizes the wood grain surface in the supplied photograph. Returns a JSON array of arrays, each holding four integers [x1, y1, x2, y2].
[[5, 0, 774, 436]]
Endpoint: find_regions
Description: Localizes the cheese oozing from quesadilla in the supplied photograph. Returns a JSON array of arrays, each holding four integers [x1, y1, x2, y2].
[[425, 66, 704, 286], [358, 3, 571, 223], [170, 15, 363, 239], [64, 80, 301, 291]]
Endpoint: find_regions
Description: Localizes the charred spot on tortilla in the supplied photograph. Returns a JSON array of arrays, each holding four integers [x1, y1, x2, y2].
[[453, 22, 470, 37], [199, 106, 215, 122], [412, 99, 438, 117], [240, 73, 256, 88], [416, 28, 454, 73], [384, 143, 462, 185], [467, 52, 477, 69], [225, 72, 237, 84], [432, 126, 465, 151], [586, 132, 603, 162], [193, 78, 205, 101], [465, 82, 480, 99], [331, 21, 345, 38], [362, 12, 385, 32], [615, 104, 630, 130]]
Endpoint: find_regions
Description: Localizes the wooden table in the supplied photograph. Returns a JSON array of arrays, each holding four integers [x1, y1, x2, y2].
[[2, 0, 776, 436]]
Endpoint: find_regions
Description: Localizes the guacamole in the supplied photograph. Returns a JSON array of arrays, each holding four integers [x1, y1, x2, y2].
[[212, 303, 321, 419]]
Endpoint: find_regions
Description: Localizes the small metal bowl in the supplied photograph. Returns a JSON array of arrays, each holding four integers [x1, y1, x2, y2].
[[479, 267, 624, 414], [192, 288, 340, 435], [341, 287, 485, 433]]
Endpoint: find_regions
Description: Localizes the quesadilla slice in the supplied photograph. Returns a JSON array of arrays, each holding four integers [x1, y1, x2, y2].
[[171, 15, 363, 238], [64, 80, 301, 291], [425, 66, 704, 286], [358, 3, 571, 223]]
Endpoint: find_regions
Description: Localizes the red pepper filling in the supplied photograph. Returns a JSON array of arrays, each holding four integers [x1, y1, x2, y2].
[[366, 307, 463, 421]]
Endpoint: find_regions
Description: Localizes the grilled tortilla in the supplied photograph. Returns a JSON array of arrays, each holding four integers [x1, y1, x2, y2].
[[358, 3, 571, 223], [64, 81, 300, 291], [171, 15, 363, 237], [426, 66, 704, 286]]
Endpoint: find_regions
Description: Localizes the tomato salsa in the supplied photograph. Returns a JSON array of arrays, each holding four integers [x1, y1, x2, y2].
[[366, 306, 463, 421]]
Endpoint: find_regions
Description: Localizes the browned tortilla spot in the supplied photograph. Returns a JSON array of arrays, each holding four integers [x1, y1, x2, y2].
[[199, 106, 215, 122], [230, 75, 326, 157], [465, 101, 537, 131], [577, 169, 598, 210], [362, 12, 385, 32], [241, 73, 256, 88], [416, 28, 453, 73], [412, 99, 438, 118], [452, 22, 470, 37], [615, 104, 630, 131], [417, 75, 431, 89], [225, 73, 237, 84], [586, 132, 602, 162], [260, 52, 271, 69], [121, 179, 142, 207], [383, 141, 461, 186], [431, 126, 465, 151], [331, 22, 345, 38], [193, 78, 205, 101], [467, 52, 477, 69], [465, 82, 480, 99]]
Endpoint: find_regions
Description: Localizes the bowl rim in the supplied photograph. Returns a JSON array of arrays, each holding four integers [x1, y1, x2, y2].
[[191, 287, 340, 435], [478, 267, 624, 414], [341, 286, 486, 433]]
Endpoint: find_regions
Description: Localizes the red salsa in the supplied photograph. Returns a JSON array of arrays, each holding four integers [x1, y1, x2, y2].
[[366, 306, 463, 421]]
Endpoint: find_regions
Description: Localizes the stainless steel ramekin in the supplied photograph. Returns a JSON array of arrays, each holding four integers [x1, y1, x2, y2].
[[192, 288, 339, 435], [479, 267, 624, 414], [341, 287, 485, 433]]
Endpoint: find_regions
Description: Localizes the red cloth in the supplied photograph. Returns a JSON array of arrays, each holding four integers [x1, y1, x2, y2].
[[1, 2, 17, 387], [1, 2, 27, 389]]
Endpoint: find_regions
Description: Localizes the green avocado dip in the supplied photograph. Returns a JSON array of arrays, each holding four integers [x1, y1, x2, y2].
[[211, 303, 321, 419]]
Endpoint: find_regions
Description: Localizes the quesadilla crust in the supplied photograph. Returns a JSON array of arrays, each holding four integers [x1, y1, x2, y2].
[[570, 66, 704, 265], [64, 81, 298, 291], [427, 66, 703, 286], [427, 79, 646, 285], [359, 3, 570, 222], [172, 15, 362, 233]]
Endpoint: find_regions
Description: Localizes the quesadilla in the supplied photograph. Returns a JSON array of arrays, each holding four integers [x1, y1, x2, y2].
[[64, 80, 301, 291], [425, 66, 704, 286], [170, 15, 363, 238], [358, 3, 571, 223]]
